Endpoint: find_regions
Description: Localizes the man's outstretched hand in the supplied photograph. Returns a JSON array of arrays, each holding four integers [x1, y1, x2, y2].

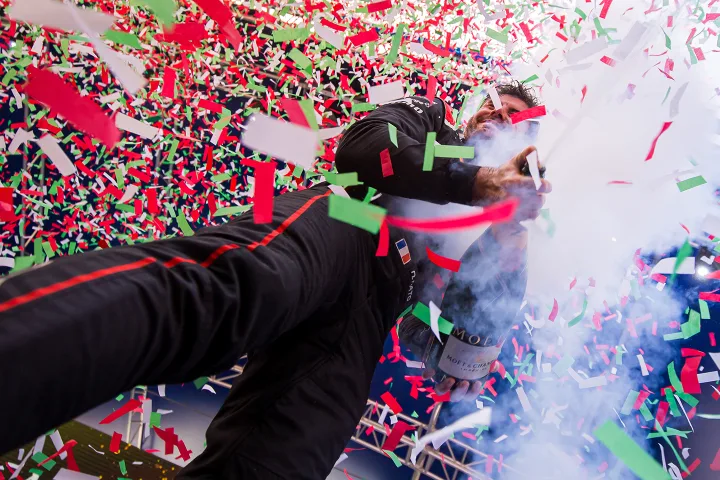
[[422, 367, 484, 402], [472, 145, 552, 221]]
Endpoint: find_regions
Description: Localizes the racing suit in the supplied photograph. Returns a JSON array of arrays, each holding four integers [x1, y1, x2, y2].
[[0, 96, 489, 479]]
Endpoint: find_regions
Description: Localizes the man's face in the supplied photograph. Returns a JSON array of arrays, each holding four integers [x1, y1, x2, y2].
[[463, 94, 531, 141]]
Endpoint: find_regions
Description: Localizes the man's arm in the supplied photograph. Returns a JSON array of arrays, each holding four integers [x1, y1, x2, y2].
[[335, 96, 481, 205]]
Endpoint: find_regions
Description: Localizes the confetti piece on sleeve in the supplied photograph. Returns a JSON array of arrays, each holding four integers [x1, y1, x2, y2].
[[510, 106, 546, 125], [368, 81, 405, 104], [35, 135, 76, 176], [593, 420, 670, 480], [676, 176, 707, 192], [434, 145, 475, 159], [388, 123, 398, 147], [423, 132, 436, 171], [241, 159, 276, 224], [380, 148, 394, 177], [328, 195, 386, 234], [385, 198, 517, 233], [426, 247, 461, 272], [8, 0, 116, 33], [115, 114, 159, 139], [242, 114, 318, 169], [25, 68, 120, 148]]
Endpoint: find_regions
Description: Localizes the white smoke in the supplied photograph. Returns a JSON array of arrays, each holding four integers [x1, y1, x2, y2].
[[403, 2, 720, 478]]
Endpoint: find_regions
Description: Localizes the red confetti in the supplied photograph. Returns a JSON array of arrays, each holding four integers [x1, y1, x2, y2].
[[99, 399, 142, 425], [376, 220, 389, 256], [279, 97, 311, 127], [425, 246, 462, 272], [645, 122, 672, 161], [509, 105, 546, 124], [680, 356, 702, 394], [385, 197, 518, 233], [426, 76, 437, 103], [161, 67, 177, 99], [549, 299, 559, 321], [24, 68, 120, 148], [241, 159, 276, 224], [600, 0, 614, 18], [600, 55, 616, 66], [109, 432, 122, 453], [380, 391, 403, 414], [381, 420, 413, 451], [348, 29, 380, 46], [367, 0, 392, 13], [380, 148, 394, 177], [192, 0, 242, 50]]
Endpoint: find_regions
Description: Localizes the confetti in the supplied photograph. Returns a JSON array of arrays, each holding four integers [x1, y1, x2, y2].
[[425, 247, 461, 272], [242, 114, 319, 169], [25, 68, 120, 148], [367, 81, 405, 105], [593, 421, 670, 480], [385, 198, 518, 233], [8, 0, 116, 33]]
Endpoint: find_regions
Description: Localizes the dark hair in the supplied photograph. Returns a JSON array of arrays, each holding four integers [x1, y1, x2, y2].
[[483, 80, 539, 108]]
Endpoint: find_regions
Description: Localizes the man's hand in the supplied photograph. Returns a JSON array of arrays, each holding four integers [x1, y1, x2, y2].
[[472, 146, 552, 221], [422, 367, 484, 402]]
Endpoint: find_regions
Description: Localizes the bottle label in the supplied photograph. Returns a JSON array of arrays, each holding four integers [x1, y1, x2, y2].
[[438, 335, 502, 380]]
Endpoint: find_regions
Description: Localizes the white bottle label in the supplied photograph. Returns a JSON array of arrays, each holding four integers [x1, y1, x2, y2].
[[437, 335, 502, 380]]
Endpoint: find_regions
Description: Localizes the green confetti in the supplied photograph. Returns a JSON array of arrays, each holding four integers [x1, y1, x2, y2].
[[288, 48, 312, 69], [522, 74, 540, 84], [116, 393, 125, 401], [298, 99, 319, 130], [327, 195, 386, 234], [119, 460, 127, 475], [553, 354, 575, 377], [639, 402, 654, 421], [130, 0, 177, 26], [352, 103, 376, 113], [323, 172, 361, 187], [388, 123, 398, 147], [103, 30, 143, 49], [593, 421, 670, 480], [434, 145, 475, 159], [699, 299, 710, 319], [670, 239, 692, 284], [411, 302, 454, 335], [150, 412, 162, 428], [676, 175, 707, 192], [665, 388, 681, 417], [362, 187, 377, 204], [680, 309, 701, 339], [574, 7, 587, 20], [32, 452, 55, 471], [193, 376, 209, 389], [177, 213, 195, 236], [668, 361, 684, 394], [272, 27, 310, 43], [486, 28, 508, 44], [411, 411, 419, 418], [423, 132, 436, 171], [568, 298, 588, 327], [386, 24, 405, 64], [213, 205, 251, 217], [677, 391, 699, 407], [33, 238, 44, 265], [620, 390, 639, 415], [383, 450, 403, 467], [11, 256, 34, 273]]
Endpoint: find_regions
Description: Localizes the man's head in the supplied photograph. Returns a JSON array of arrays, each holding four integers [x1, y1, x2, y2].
[[464, 80, 539, 141]]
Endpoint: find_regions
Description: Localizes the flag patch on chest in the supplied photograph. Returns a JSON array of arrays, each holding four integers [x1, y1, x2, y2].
[[395, 238, 411, 264]]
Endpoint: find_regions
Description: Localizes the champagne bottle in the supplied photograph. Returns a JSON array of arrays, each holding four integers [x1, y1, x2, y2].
[[423, 224, 528, 383]]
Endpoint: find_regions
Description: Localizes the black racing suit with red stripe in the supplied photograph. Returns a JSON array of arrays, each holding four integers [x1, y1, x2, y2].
[[0, 96, 508, 479]]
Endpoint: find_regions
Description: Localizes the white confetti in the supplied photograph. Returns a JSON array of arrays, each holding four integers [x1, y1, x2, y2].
[[368, 81, 405, 105], [242, 114, 319, 169], [36, 135, 76, 177]]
